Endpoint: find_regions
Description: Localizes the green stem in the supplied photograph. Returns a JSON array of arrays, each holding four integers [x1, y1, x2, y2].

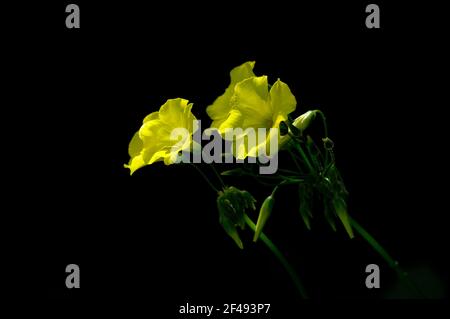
[[277, 168, 303, 176], [189, 163, 219, 193], [294, 143, 315, 174], [234, 167, 302, 184], [314, 110, 329, 138], [272, 179, 303, 194], [211, 163, 226, 189], [349, 217, 423, 297], [252, 175, 279, 187], [305, 141, 321, 171], [311, 109, 331, 166], [288, 149, 304, 173], [244, 214, 309, 299]]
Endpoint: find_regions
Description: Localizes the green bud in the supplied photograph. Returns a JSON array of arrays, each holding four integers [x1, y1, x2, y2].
[[322, 137, 334, 150], [253, 195, 275, 242], [292, 110, 316, 132], [287, 120, 301, 137], [279, 111, 317, 149]]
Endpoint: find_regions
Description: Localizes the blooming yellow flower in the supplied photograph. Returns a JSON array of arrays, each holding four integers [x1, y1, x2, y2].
[[125, 98, 197, 175], [224, 75, 297, 158], [206, 61, 256, 131], [207, 62, 320, 159]]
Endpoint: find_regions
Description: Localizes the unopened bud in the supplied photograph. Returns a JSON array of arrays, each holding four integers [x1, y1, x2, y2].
[[253, 195, 275, 242], [292, 111, 316, 132]]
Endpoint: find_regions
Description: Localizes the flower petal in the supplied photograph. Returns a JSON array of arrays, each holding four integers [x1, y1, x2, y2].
[[230, 61, 256, 84], [125, 98, 197, 172], [143, 111, 159, 123], [218, 109, 244, 132], [206, 61, 256, 125], [149, 149, 168, 165], [128, 131, 143, 157], [269, 79, 297, 116], [233, 76, 272, 129], [159, 98, 191, 128], [124, 154, 146, 175], [139, 120, 172, 150]]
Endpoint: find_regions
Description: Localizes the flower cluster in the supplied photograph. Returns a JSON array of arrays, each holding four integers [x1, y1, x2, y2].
[[125, 62, 315, 173], [125, 61, 354, 245], [124, 62, 419, 299]]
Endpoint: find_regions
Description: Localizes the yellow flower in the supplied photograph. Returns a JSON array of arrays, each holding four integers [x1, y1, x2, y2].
[[206, 61, 256, 131], [225, 75, 297, 159], [125, 98, 197, 175], [206, 61, 319, 158]]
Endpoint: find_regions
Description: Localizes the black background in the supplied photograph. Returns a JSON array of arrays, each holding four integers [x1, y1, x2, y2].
[[4, 0, 449, 315]]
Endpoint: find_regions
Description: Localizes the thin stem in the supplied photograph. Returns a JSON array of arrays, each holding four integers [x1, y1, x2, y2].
[[277, 168, 303, 176], [310, 138, 329, 172], [311, 110, 330, 166], [259, 174, 302, 183], [252, 175, 280, 187], [305, 141, 322, 172], [211, 163, 226, 189], [244, 214, 309, 299], [281, 177, 304, 183], [189, 163, 220, 193], [236, 166, 302, 184], [315, 110, 329, 138], [288, 149, 304, 173], [294, 143, 315, 173], [272, 179, 303, 194], [254, 179, 303, 195], [350, 217, 423, 297]]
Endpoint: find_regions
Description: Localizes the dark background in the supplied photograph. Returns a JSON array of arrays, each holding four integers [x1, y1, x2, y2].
[[4, 0, 449, 315]]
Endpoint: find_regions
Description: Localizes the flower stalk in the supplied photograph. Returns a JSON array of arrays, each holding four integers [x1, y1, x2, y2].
[[244, 214, 309, 299], [350, 217, 423, 297]]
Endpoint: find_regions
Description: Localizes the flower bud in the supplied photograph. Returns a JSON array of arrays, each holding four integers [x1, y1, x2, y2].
[[253, 195, 275, 242], [279, 111, 317, 149], [292, 110, 316, 132], [217, 187, 256, 249]]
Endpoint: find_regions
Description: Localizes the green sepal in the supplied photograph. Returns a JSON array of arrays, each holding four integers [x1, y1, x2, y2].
[[218, 207, 244, 249], [324, 200, 337, 232], [298, 185, 312, 230], [217, 187, 257, 248], [333, 197, 354, 238]]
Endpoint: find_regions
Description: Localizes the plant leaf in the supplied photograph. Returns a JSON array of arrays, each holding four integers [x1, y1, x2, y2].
[[324, 201, 337, 232], [221, 168, 246, 176]]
